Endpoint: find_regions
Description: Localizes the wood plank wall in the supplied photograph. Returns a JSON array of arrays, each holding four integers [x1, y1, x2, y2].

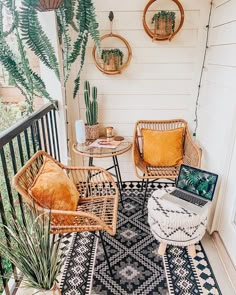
[[71, 0, 210, 180], [197, 0, 236, 231]]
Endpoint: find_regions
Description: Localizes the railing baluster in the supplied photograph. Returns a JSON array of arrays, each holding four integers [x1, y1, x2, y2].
[[45, 114, 52, 156], [0, 148, 17, 220], [40, 117, 48, 152], [9, 141, 26, 225], [53, 109, 61, 161], [30, 125, 37, 153], [17, 134, 25, 166], [49, 111, 57, 158], [36, 120, 42, 150], [23, 129, 31, 159]]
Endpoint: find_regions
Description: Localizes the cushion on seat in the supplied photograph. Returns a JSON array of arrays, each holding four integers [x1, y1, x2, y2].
[[30, 157, 79, 211], [142, 127, 185, 166]]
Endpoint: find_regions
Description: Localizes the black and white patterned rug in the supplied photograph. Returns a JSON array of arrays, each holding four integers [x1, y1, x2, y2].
[[60, 182, 221, 295]]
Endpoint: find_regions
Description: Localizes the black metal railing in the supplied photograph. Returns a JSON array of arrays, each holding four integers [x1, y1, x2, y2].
[[0, 102, 60, 294]]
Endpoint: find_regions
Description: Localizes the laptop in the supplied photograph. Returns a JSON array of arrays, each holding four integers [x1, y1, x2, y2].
[[162, 164, 218, 215]]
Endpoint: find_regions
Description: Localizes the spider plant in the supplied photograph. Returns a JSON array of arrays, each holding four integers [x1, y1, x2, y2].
[[0, 206, 64, 292]]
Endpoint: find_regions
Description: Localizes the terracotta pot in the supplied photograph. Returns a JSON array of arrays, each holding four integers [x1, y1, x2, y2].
[[33, 282, 61, 295], [85, 124, 100, 140], [36, 0, 63, 11], [103, 55, 121, 71]]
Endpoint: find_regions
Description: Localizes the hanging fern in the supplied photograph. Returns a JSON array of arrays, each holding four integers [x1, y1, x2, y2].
[[0, 0, 54, 113], [70, 0, 100, 98], [63, 0, 77, 32], [0, 0, 101, 110], [57, 4, 72, 82], [73, 31, 88, 98], [19, 0, 60, 79]]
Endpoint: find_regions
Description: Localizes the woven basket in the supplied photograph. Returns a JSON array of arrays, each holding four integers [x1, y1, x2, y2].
[[103, 55, 121, 71], [36, 0, 63, 11], [85, 124, 100, 140], [154, 19, 173, 36]]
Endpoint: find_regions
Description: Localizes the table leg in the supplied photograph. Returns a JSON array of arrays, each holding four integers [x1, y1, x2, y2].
[[187, 244, 196, 257], [88, 157, 93, 166], [112, 156, 124, 207], [158, 242, 167, 256], [86, 157, 94, 197]]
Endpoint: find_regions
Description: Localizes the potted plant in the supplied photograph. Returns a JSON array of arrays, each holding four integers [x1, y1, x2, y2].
[[0, 207, 63, 294], [101, 48, 124, 71], [84, 80, 99, 140], [151, 11, 176, 37]]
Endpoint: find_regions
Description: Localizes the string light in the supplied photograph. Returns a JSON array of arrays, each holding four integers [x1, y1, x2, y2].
[[193, 2, 213, 137]]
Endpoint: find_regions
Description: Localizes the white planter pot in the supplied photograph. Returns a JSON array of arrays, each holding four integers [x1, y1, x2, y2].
[[33, 282, 61, 295]]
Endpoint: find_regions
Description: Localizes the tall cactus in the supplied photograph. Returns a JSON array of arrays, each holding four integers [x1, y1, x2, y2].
[[84, 80, 98, 125]]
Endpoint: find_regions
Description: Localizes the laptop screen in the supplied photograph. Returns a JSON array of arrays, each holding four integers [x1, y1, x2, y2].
[[176, 164, 218, 201]]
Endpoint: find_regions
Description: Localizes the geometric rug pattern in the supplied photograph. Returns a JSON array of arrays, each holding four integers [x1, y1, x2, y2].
[[60, 182, 221, 295]]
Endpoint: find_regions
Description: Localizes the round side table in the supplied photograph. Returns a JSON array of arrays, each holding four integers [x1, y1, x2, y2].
[[73, 141, 132, 205], [148, 188, 208, 257]]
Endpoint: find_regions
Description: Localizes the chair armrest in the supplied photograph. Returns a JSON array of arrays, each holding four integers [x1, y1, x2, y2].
[[183, 130, 202, 167], [40, 208, 116, 235], [132, 136, 147, 179]]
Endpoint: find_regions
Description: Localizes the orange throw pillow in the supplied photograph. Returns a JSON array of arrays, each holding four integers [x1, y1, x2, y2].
[[142, 127, 185, 166], [30, 158, 79, 212]]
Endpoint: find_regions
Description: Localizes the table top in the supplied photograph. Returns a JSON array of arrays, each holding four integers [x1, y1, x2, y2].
[[73, 141, 132, 158]]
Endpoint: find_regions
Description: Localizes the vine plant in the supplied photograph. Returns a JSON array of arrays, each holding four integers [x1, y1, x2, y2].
[[0, 0, 100, 113], [101, 48, 124, 71], [152, 11, 176, 35]]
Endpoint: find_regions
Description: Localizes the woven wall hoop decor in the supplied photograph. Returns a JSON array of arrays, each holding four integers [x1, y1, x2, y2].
[[143, 0, 184, 41], [92, 33, 132, 75]]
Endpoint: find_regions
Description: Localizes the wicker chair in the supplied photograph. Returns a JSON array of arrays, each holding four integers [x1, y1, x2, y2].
[[13, 150, 119, 276], [133, 119, 201, 210]]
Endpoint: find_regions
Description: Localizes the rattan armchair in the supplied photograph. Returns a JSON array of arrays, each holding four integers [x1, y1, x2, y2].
[[133, 119, 201, 209], [13, 150, 119, 276]]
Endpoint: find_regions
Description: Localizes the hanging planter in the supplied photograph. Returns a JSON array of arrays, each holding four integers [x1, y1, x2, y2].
[[152, 11, 176, 37], [36, 0, 64, 12], [101, 49, 124, 71], [143, 0, 184, 41], [93, 12, 132, 75]]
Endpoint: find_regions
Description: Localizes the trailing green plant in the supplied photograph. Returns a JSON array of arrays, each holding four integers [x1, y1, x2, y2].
[[20, 0, 60, 79], [57, 0, 101, 97], [101, 48, 124, 70], [0, 0, 55, 113], [84, 80, 98, 126], [0, 0, 100, 112], [0, 206, 64, 291], [151, 11, 176, 34]]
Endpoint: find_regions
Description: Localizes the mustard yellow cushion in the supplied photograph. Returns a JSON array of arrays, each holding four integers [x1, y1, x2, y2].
[[30, 158, 79, 211], [142, 127, 185, 166]]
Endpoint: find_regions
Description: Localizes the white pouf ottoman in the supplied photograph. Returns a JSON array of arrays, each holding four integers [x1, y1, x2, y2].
[[148, 188, 208, 257]]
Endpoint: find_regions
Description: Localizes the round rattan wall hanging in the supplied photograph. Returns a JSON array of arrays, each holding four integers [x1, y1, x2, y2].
[[93, 12, 132, 75], [143, 0, 184, 41]]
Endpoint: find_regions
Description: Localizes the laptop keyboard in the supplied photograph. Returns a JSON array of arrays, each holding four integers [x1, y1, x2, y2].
[[170, 190, 208, 207]]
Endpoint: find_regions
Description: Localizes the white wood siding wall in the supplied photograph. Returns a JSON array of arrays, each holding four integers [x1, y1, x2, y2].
[[197, 0, 236, 232], [72, 0, 210, 180]]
